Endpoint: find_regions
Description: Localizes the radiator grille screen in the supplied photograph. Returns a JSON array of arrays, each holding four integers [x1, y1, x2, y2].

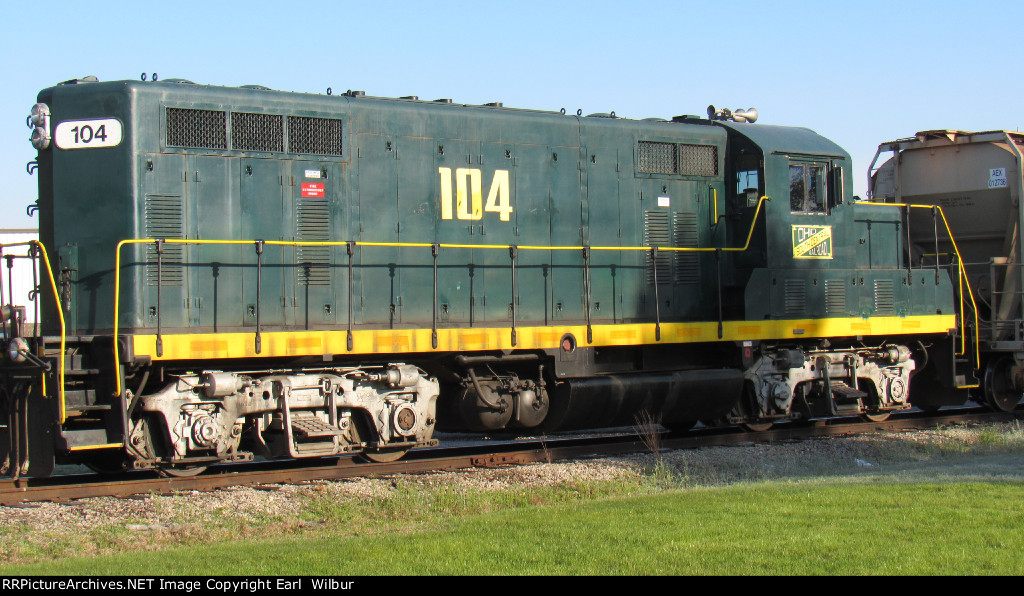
[[638, 141, 677, 174], [638, 141, 718, 176], [678, 144, 718, 176], [289, 116, 344, 155], [232, 112, 284, 152], [166, 108, 227, 149]]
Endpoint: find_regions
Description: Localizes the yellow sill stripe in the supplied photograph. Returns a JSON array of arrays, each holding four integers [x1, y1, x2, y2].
[[132, 315, 956, 361], [68, 443, 124, 452], [113, 197, 774, 394]]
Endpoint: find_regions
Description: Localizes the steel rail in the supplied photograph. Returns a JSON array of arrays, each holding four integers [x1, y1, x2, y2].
[[1, 407, 1018, 507]]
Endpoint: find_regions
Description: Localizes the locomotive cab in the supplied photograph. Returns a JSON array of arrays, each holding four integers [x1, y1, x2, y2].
[[708, 121, 959, 426]]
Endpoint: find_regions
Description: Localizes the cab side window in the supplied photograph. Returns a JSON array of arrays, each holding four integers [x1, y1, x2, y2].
[[734, 152, 761, 207], [790, 163, 827, 214]]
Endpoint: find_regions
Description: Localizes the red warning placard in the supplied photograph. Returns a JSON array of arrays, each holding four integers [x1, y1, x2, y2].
[[301, 182, 325, 198]]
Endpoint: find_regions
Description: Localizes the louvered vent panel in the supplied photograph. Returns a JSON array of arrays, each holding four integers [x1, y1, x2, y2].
[[823, 280, 847, 317], [678, 144, 718, 176], [825, 280, 846, 315], [644, 210, 671, 284], [144, 195, 184, 286], [673, 212, 699, 284], [784, 279, 806, 315], [296, 196, 331, 286], [874, 279, 895, 314], [166, 108, 227, 149], [638, 141, 677, 174], [288, 116, 343, 155], [232, 112, 283, 152]]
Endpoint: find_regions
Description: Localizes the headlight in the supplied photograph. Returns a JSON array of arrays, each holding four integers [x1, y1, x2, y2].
[[29, 103, 49, 126], [30, 127, 50, 150], [28, 102, 50, 150]]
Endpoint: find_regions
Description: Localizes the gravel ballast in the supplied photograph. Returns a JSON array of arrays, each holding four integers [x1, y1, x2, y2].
[[1, 421, 1022, 564]]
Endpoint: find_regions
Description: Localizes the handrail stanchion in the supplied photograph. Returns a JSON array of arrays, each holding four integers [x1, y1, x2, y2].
[[254, 240, 264, 355], [583, 245, 592, 344], [155, 239, 164, 358], [431, 243, 439, 350], [0, 246, 6, 340], [6, 255, 17, 338], [29, 244, 40, 348], [716, 248, 723, 339], [905, 204, 913, 284], [346, 241, 354, 352], [510, 245, 518, 347], [651, 246, 661, 341], [932, 206, 940, 285]]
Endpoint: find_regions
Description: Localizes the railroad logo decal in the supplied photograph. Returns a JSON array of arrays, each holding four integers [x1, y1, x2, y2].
[[792, 225, 833, 259], [438, 167, 512, 221]]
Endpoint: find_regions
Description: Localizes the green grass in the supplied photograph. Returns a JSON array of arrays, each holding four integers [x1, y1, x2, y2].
[[5, 479, 1024, 575], [3, 421, 1024, 575]]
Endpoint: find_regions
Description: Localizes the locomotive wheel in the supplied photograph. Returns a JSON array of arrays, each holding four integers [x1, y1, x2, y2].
[[983, 357, 1023, 413], [357, 448, 410, 463], [862, 411, 891, 423], [734, 381, 773, 432], [159, 464, 209, 478], [132, 416, 210, 477]]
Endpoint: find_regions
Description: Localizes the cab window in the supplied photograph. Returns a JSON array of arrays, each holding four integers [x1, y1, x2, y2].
[[790, 163, 827, 214], [734, 152, 761, 207], [736, 170, 759, 206]]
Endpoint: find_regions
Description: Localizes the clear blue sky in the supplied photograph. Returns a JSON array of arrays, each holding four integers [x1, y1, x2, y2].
[[1, 0, 1020, 228]]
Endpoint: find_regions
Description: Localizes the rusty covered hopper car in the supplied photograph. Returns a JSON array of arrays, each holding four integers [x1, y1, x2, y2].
[[869, 129, 1024, 408]]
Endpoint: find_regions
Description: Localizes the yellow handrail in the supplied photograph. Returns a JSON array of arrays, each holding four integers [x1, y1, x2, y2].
[[855, 201, 980, 370], [111, 196, 771, 395], [0, 240, 66, 422]]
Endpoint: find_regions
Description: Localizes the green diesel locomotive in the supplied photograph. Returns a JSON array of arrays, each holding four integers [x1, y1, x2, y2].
[[0, 75, 992, 477]]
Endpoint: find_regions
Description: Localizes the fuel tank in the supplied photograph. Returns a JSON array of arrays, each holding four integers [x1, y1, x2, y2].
[[542, 369, 744, 431]]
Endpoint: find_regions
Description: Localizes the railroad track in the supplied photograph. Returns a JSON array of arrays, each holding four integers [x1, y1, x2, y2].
[[1, 407, 1020, 507]]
